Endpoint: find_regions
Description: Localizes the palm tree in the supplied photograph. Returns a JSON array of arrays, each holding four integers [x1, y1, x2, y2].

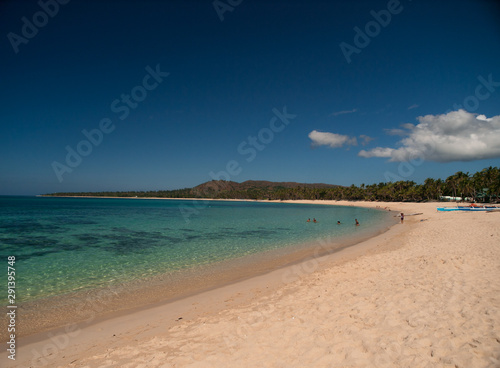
[[473, 170, 487, 202], [488, 167, 500, 203], [445, 173, 459, 200], [455, 171, 471, 202], [423, 178, 438, 201], [481, 166, 500, 202]]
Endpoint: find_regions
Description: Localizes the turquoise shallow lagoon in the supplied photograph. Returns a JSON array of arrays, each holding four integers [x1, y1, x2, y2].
[[0, 196, 394, 304]]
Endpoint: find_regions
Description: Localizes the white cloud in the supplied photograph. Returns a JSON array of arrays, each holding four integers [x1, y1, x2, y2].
[[358, 110, 500, 162], [401, 123, 415, 130], [384, 128, 407, 136], [358, 147, 395, 158], [385, 123, 415, 136], [408, 104, 419, 110], [477, 114, 492, 121], [330, 108, 357, 117], [309, 130, 357, 148]]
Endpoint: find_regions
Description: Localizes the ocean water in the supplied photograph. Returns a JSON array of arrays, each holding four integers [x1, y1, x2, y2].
[[0, 196, 394, 304]]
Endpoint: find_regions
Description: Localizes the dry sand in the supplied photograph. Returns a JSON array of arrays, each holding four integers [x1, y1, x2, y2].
[[2, 201, 500, 367]]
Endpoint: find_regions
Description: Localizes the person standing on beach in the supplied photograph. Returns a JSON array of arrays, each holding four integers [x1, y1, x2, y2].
[[400, 213, 404, 223]]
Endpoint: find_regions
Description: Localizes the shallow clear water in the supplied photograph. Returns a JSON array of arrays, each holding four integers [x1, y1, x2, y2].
[[0, 196, 394, 303]]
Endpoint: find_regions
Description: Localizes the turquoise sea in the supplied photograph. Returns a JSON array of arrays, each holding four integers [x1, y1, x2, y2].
[[0, 196, 395, 305]]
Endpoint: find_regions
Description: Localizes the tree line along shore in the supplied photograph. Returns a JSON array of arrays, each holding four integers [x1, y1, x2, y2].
[[44, 166, 499, 203]]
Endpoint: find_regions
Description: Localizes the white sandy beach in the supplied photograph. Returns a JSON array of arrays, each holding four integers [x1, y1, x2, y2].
[[3, 201, 500, 368]]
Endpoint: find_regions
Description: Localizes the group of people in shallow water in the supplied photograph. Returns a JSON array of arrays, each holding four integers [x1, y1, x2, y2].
[[307, 218, 360, 226], [306, 214, 404, 225], [307, 211, 405, 226]]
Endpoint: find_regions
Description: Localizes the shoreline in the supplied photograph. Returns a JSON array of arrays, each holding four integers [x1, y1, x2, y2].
[[3, 200, 499, 367], [4, 200, 397, 339]]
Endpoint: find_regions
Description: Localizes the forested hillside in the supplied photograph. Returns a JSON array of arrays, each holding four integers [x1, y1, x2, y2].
[[44, 167, 500, 203]]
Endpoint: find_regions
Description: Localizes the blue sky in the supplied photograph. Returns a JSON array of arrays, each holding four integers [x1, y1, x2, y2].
[[1, 0, 499, 195]]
